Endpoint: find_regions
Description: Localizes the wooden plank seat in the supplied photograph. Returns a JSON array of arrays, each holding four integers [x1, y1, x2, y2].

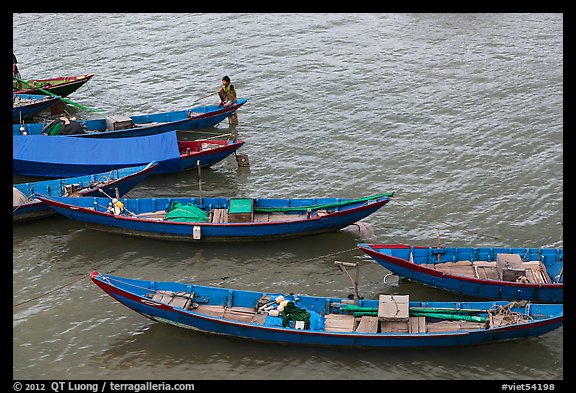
[[426, 320, 486, 333], [426, 262, 476, 277], [424, 260, 550, 284], [475, 260, 550, 283], [151, 290, 194, 310], [194, 304, 225, 317], [253, 212, 307, 222], [355, 316, 379, 333], [222, 307, 257, 322], [192, 305, 258, 322]]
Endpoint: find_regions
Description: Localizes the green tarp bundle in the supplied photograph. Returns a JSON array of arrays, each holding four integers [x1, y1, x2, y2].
[[164, 201, 208, 222]]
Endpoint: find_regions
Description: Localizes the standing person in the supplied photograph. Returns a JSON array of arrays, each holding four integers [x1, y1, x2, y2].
[[13, 53, 22, 90], [217, 75, 238, 125]]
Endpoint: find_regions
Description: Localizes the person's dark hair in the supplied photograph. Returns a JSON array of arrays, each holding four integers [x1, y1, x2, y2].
[[222, 75, 231, 83]]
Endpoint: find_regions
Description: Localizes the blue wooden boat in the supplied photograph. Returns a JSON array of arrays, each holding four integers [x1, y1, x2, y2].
[[35, 194, 393, 242], [13, 162, 158, 223], [358, 244, 563, 303], [13, 94, 60, 121], [13, 99, 247, 138], [13, 130, 244, 177], [89, 271, 563, 348]]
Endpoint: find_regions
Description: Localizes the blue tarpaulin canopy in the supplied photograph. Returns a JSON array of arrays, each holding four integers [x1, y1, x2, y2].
[[13, 131, 182, 177]]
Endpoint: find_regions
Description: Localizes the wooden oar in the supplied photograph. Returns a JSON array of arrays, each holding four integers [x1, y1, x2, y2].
[[189, 90, 218, 106], [13, 76, 103, 113]]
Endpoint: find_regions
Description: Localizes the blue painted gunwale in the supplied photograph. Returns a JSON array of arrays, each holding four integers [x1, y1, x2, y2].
[[358, 244, 563, 303], [36, 195, 391, 242], [13, 162, 158, 223], [13, 99, 247, 138], [13, 94, 60, 121], [90, 271, 563, 348]]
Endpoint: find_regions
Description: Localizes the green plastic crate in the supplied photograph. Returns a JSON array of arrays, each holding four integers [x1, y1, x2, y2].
[[228, 198, 253, 214]]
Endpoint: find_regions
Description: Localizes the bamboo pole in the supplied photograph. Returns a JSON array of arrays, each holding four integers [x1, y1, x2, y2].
[[197, 160, 203, 204]]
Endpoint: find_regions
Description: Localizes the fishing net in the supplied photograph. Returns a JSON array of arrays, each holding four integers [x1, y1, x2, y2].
[[164, 201, 208, 222]]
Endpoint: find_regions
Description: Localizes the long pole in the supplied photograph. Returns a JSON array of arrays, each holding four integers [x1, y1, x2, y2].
[[14, 76, 103, 112], [197, 160, 203, 204], [335, 261, 360, 305]]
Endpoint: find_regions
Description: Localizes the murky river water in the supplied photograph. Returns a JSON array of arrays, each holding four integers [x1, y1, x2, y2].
[[13, 13, 563, 381]]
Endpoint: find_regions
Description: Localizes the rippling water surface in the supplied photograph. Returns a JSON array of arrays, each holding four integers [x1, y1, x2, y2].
[[13, 13, 563, 381]]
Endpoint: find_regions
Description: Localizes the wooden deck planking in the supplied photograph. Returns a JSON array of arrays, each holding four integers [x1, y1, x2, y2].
[[424, 260, 551, 284], [324, 314, 355, 332]]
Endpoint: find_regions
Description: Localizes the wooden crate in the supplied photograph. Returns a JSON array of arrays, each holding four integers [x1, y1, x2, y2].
[[228, 198, 254, 223], [377, 294, 409, 321], [106, 115, 133, 130], [496, 254, 526, 281]]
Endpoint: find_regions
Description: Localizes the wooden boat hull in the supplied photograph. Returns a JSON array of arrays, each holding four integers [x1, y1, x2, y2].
[[13, 74, 95, 97], [358, 244, 563, 303], [36, 195, 391, 242], [13, 99, 248, 138], [13, 162, 158, 223], [90, 271, 563, 348], [13, 94, 60, 121]]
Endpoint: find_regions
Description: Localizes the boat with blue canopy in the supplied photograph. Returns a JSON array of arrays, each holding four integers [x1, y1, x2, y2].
[[13, 131, 244, 178]]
